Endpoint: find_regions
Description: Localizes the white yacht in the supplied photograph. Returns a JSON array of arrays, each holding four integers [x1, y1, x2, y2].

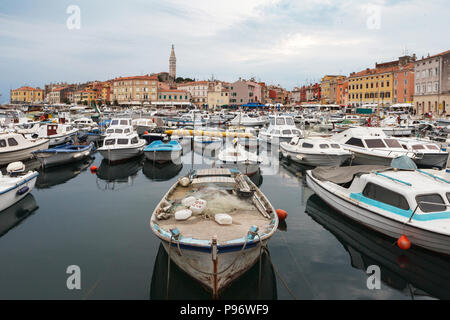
[[0, 132, 49, 165], [132, 118, 157, 135], [71, 117, 99, 132], [280, 136, 352, 167], [258, 115, 303, 145], [98, 132, 146, 162]]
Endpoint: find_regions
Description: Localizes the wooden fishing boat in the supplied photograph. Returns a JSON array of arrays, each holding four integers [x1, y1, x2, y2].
[[150, 168, 278, 297]]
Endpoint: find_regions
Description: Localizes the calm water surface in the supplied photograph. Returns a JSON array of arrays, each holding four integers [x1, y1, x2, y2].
[[0, 147, 449, 300]]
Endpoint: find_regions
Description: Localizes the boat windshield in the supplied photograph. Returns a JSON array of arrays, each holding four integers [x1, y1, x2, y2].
[[416, 194, 446, 212], [426, 144, 439, 150], [331, 144, 341, 149], [120, 120, 129, 125], [365, 139, 387, 148], [117, 139, 129, 145], [286, 118, 295, 125], [276, 118, 286, 125], [384, 139, 402, 148], [105, 139, 115, 146], [412, 144, 425, 150]]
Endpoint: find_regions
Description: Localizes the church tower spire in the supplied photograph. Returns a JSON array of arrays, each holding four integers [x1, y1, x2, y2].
[[169, 44, 176, 80]]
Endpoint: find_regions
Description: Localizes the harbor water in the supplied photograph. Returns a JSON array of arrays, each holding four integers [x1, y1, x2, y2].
[[0, 146, 449, 300]]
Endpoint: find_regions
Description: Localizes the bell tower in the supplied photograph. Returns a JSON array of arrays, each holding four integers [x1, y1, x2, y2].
[[169, 44, 176, 80]]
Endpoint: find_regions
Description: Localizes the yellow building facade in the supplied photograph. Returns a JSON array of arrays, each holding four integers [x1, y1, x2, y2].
[[347, 64, 398, 107], [320, 75, 345, 104], [10, 86, 44, 103]]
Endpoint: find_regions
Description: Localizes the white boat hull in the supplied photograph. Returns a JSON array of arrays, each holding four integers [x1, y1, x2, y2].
[[0, 173, 38, 212], [306, 172, 450, 255], [161, 238, 267, 295], [0, 140, 49, 165], [99, 146, 144, 162]]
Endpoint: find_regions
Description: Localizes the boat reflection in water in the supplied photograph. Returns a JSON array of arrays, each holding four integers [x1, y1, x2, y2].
[[96, 156, 143, 190], [36, 157, 94, 189], [150, 243, 277, 300], [0, 194, 38, 238], [248, 168, 263, 187], [305, 194, 450, 300], [142, 160, 183, 182]]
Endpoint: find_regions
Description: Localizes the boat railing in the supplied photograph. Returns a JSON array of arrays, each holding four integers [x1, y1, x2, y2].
[[408, 201, 450, 222], [374, 172, 412, 186], [416, 169, 450, 184]]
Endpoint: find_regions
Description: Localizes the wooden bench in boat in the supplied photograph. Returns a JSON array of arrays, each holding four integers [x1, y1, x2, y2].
[[195, 168, 232, 177], [191, 176, 236, 188]]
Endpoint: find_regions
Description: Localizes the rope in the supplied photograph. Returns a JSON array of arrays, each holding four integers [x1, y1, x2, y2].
[[255, 234, 297, 300]]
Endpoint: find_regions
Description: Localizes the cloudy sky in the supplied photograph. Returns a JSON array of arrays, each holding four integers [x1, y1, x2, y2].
[[0, 0, 448, 103]]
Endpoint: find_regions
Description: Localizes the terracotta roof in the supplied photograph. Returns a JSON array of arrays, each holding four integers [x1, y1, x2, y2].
[[417, 50, 450, 61], [349, 65, 399, 79], [12, 86, 42, 91], [113, 75, 158, 81], [177, 81, 209, 87]]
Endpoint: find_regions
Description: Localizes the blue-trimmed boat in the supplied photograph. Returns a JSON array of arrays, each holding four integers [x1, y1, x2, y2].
[[150, 168, 278, 297], [32, 142, 94, 168], [0, 162, 38, 212], [306, 162, 450, 255], [144, 140, 182, 163]]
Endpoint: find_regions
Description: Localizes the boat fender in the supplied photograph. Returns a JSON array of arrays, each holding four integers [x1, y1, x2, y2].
[[181, 196, 196, 207], [175, 209, 192, 221], [276, 209, 288, 221], [17, 186, 29, 196], [179, 177, 190, 187], [397, 234, 411, 250], [215, 213, 232, 225], [190, 199, 207, 214]]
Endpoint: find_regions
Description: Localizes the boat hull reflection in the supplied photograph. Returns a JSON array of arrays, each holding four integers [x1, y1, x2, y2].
[[142, 160, 183, 181], [150, 243, 277, 300], [36, 157, 94, 189], [0, 194, 38, 238], [305, 194, 450, 300]]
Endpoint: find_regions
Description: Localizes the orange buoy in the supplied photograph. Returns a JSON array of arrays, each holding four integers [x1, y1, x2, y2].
[[397, 234, 411, 250], [276, 209, 288, 221], [90, 165, 98, 173], [144, 131, 149, 135]]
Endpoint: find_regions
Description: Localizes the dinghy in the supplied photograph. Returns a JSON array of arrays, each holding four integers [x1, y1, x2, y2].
[[150, 168, 278, 297], [306, 159, 450, 255], [144, 140, 182, 163], [0, 162, 38, 212], [32, 142, 94, 168]]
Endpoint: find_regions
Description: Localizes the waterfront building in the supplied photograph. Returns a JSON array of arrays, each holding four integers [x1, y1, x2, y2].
[[10, 86, 44, 103], [348, 55, 416, 107], [207, 82, 230, 110], [336, 78, 349, 105], [320, 75, 346, 104], [157, 89, 191, 106], [177, 81, 209, 107], [413, 50, 450, 116], [393, 62, 415, 104], [229, 79, 262, 105], [73, 90, 97, 104], [112, 75, 159, 105]]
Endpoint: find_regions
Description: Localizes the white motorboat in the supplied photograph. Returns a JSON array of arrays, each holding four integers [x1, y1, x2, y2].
[[98, 133, 146, 162], [306, 162, 450, 255], [132, 118, 157, 135], [258, 115, 303, 145], [332, 127, 449, 169], [0, 132, 49, 165], [0, 162, 38, 212], [150, 168, 278, 297], [26, 123, 78, 147], [229, 113, 267, 127], [71, 117, 99, 132], [280, 136, 352, 167], [218, 139, 261, 175]]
